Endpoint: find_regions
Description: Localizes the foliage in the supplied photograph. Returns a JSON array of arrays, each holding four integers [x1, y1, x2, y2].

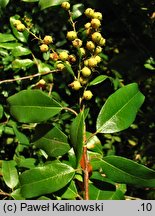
[[0, 0, 155, 200]]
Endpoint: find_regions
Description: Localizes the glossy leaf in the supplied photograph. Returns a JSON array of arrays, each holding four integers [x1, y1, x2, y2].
[[63, 62, 75, 77], [11, 188, 25, 200], [10, 16, 29, 43], [37, 196, 51, 200], [7, 90, 62, 123], [0, 33, 16, 42], [89, 75, 108, 86], [100, 156, 155, 187], [12, 59, 34, 69], [72, 4, 84, 20], [55, 180, 78, 199], [0, 105, 3, 119], [70, 112, 84, 167], [33, 125, 70, 157], [96, 83, 145, 133], [39, 0, 68, 10], [17, 158, 36, 169], [89, 183, 124, 200], [38, 61, 51, 74], [13, 126, 30, 146], [11, 46, 31, 57], [86, 132, 102, 154], [2, 160, 19, 189], [20, 161, 75, 198], [0, 0, 10, 8], [0, 42, 22, 49], [22, 0, 39, 2]]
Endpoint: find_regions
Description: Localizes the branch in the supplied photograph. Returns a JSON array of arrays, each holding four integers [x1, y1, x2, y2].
[[83, 146, 89, 200], [0, 190, 10, 197], [0, 70, 59, 85], [63, 107, 78, 116]]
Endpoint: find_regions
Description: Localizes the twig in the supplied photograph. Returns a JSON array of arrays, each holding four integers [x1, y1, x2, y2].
[[0, 70, 59, 85], [63, 107, 78, 116], [83, 146, 89, 200], [0, 190, 10, 197], [48, 83, 54, 96]]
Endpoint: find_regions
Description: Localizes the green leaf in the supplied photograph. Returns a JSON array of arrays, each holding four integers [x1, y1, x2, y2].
[[0, 105, 3, 120], [63, 62, 75, 77], [0, 42, 22, 49], [38, 61, 51, 74], [96, 83, 145, 133], [33, 125, 70, 157], [13, 126, 29, 146], [22, 0, 39, 2], [70, 112, 84, 167], [72, 4, 84, 20], [89, 183, 124, 200], [0, 0, 10, 8], [100, 156, 155, 187], [37, 196, 51, 200], [55, 180, 78, 199], [10, 16, 29, 43], [7, 90, 62, 123], [89, 75, 108, 86], [89, 171, 124, 200], [11, 188, 25, 200], [144, 63, 155, 71], [12, 59, 34, 69], [11, 46, 31, 57], [0, 33, 16, 42], [17, 158, 36, 169], [2, 160, 19, 189], [20, 161, 75, 198], [86, 132, 102, 155], [39, 0, 69, 10]]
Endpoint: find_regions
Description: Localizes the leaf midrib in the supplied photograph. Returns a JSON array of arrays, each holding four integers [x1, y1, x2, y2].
[[102, 159, 155, 184], [22, 167, 74, 186], [97, 91, 140, 132]]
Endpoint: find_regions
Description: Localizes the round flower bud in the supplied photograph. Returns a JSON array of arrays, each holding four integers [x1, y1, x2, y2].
[[70, 80, 82, 90], [88, 57, 98, 67], [84, 8, 94, 18], [80, 77, 88, 85], [86, 41, 95, 51], [93, 12, 102, 20], [85, 22, 91, 29], [16, 23, 26, 32], [91, 32, 102, 43], [13, 20, 22, 27], [66, 31, 77, 41], [59, 51, 68, 61], [91, 18, 101, 29], [36, 80, 46, 88], [50, 52, 59, 61], [83, 90, 93, 100], [72, 39, 82, 48], [86, 28, 92, 35], [95, 46, 102, 54], [56, 63, 65, 70], [98, 37, 106, 46], [65, 60, 71, 66], [95, 55, 102, 63], [43, 35, 53, 45], [68, 54, 76, 63], [61, 2, 70, 10], [79, 47, 86, 56], [37, 79, 46, 86], [84, 59, 89, 66], [40, 44, 49, 52], [81, 67, 91, 77]]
